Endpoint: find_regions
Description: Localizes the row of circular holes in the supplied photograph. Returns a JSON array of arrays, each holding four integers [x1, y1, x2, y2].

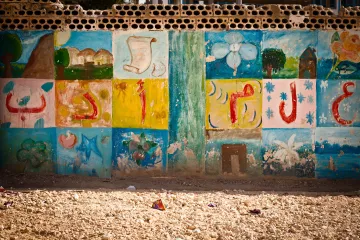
[[0, 18, 27, 30], [1, 17, 358, 31]]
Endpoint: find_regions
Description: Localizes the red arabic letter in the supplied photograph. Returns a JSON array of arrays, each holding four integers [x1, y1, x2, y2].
[[137, 79, 146, 124], [279, 82, 297, 124], [332, 81, 356, 126], [6, 93, 46, 113], [230, 84, 255, 124], [73, 92, 98, 120]]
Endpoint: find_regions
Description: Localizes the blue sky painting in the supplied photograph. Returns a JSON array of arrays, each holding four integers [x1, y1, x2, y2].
[[57, 31, 112, 52], [205, 30, 262, 79], [315, 127, 360, 179]]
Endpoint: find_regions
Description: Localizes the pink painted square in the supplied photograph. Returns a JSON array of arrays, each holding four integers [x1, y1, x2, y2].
[[262, 79, 316, 128], [0, 78, 55, 128]]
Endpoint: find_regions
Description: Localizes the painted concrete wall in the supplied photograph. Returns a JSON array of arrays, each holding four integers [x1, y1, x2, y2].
[[0, 29, 359, 179]]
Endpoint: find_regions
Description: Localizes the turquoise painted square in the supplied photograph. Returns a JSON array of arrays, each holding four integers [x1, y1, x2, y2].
[[0, 128, 56, 173], [262, 128, 315, 178], [112, 128, 168, 172], [205, 30, 262, 79], [316, 79, 360, 127], [315, 127, 360, 179], [56, 128, 112, 178]]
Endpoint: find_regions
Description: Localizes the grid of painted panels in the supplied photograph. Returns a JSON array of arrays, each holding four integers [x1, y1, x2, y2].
[[0, 29, 359, 179]]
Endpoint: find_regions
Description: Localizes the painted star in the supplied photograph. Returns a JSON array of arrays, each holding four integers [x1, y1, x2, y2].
[[304, 80, 313, 90], [265, 82, 275, 94], [297, 93, 306, 103], [320, 80, 328, 91], [76, 134, 102, 161], [266, 107, 274, 119], [307, 95, 314, 104], [280, 92, 287, 101], [319, 113, 327, 124], [267, 95, 272, 102], [306, 111, 314, 125]]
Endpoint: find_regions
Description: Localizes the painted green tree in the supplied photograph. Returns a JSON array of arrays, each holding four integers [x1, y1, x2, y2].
[[0, 33, 23, 78], [262, 48, 286, 78], [55, 48, 70, 80]]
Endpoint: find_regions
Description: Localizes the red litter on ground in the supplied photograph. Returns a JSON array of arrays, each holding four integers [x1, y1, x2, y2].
[[152, 199, 165, 211]]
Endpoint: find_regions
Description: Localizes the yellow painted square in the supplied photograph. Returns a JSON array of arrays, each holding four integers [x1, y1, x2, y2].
[[113, 79, 169, 129], [206, 79, 262, 129]]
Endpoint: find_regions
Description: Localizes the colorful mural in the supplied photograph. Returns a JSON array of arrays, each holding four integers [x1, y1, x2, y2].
[[317, 31, 360, 80], [262, 79, 316, 128], [0, 128, 56, 173], [54, 31, 113, 80], [113, 128, 168, 174], [206, 79, 262, 129], [206, 30, 262, 79], [0, 29, 360, 180], [168, 31, 205, 172], [316, 79, 360, 127], [262, 31, 317, 79], [113, 31, 168, 79], [112, 79, 169, 129], [262, 128, 316, 177], [56, 80, 112, 127], [56, 128, 112, 178], [315, 128, 360, 179], [0, 78, 55, 128], [0, 30, 54, 79], [205, 129, 262, 176]]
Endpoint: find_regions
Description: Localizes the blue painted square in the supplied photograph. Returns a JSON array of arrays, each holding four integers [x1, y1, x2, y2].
[[205, 30, 262, 79], [56, 128, 112, 178], [113, 128, 168, 173], [262, 128, 315, 177], [0, 128, 56, 173], [316, 79, 360, 127], [317, 31, 360, 80], [205, 137, 262, 176], [315, 128, 360, 179]]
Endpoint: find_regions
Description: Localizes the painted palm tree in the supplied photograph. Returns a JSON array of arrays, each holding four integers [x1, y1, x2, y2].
[[273, 134, 303, 169]]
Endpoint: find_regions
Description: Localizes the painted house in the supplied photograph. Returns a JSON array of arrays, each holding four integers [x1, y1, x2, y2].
[[299, 47, 317, 79], [77, 48, 96, 64], [66, 47, 82, 66], [94, 49, 113, 66]]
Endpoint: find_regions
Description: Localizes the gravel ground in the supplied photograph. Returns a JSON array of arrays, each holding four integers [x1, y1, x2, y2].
[[1, 188, 360, 240]]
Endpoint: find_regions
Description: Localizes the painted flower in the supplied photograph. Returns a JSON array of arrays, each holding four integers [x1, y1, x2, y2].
[[211, 32, 258, 75], [331, 31, 360, 63], [319, 113, 327, 124], [273, 134, 303, 169]]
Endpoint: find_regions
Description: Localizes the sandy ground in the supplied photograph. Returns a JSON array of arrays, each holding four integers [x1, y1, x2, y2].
[[1, 172, 360, 240]]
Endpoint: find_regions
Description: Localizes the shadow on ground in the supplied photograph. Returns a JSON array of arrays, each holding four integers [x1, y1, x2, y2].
[[1, 170, 360, 195]]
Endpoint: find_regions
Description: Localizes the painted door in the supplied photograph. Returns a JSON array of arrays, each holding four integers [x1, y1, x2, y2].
[[221, 144, 247, 174]]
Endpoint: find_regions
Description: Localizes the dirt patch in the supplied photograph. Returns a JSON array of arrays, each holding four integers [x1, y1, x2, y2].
[[1, 188, 360, 240]]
